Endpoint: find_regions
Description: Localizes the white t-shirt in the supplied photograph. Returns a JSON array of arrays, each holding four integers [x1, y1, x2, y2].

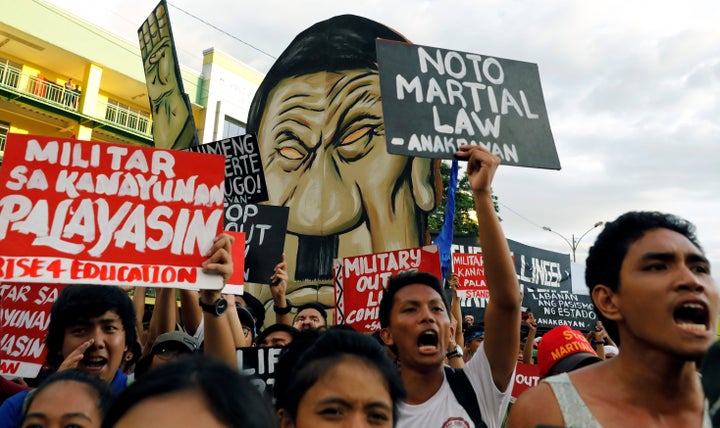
[[396, 343, 513, 428]]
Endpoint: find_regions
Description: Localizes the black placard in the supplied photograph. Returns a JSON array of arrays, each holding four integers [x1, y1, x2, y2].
[[377, 39, 560, 169]]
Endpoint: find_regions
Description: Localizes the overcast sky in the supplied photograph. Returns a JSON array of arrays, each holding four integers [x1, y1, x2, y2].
[[44, 0, 720, 274]]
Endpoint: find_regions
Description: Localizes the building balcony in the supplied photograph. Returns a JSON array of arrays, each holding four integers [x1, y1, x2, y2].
[[0, 62, 153, 144]]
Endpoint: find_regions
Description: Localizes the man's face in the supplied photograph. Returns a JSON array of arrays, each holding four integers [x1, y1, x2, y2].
[[614, 228, 718, 359], [464, 315, 474, 325], [381, 284, 452, 370], [465, 336, 484, 359], [259, 331, 293, 347], [150, 342, 193, 370], [293, 308, 326, 331], [62, 310, 127, 383]]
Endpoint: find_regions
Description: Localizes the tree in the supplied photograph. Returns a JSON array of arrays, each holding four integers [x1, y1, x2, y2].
[[428, 161, 501, 234]]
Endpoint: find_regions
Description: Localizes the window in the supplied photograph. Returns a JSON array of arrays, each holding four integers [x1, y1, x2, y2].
[[223, 115, 245, 139]]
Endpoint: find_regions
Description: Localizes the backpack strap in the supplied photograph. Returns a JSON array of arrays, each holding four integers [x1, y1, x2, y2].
[[444, 366, 487, 428]]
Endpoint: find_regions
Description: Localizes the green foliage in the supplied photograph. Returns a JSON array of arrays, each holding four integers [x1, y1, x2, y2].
[[428, 161, 501, 234]]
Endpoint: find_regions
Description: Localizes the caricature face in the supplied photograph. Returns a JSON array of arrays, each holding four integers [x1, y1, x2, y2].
[[258, 70, 411, 238]]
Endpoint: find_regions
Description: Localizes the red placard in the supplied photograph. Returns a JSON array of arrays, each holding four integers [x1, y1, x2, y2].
[[511, 362, 541, 399], [0, 283, 65, 377], [222, 231, 245, 295], [0, 134, 225, 289], [452, 252, 489, 299], [334, 245, 441, 332]]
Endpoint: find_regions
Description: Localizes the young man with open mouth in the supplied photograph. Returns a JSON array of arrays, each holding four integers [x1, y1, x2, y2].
[[509, 211, 718, 427], [379, 145, 522, 428]]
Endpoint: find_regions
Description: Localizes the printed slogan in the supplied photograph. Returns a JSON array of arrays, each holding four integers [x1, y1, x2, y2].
[[0, 134, 226, 289]]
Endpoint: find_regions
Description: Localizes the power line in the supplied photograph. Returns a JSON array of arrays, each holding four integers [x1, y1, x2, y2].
[[497, 201, 547, 231], [168, 3, 277, 60]]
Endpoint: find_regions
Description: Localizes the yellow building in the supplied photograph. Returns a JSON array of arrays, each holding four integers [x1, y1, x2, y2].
[[0, 0, 263, 163]]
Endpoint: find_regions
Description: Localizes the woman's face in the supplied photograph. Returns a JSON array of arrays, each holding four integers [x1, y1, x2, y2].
[[22, 380, 102, 428], [285, 357, 394, 428], [113, 390, 226, 428]]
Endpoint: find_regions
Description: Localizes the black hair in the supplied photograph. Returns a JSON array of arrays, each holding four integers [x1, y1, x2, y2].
[[239, 292, 266, 331], [585, 211, 703, 343], [255, 323, 299, 346], [379, 271, 449, 328], [275, 328, 405, 425], [45, 284, 136, 369], [293, 302, 329, 325], [246, 14, 408, 133], [102, 354, 276, 428], [22, 369, 113, 422]]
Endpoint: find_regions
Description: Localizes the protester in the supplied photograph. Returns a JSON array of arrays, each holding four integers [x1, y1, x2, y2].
[[102, 355, 276, 428], [535, 324, 601, 379], [275, 328, 405, 427], [133, 330, 198, 378], [292, 302, 328, 331], [520, 313, 537, 364], [379, 144, 521, 428], [586, 320, 619, 360], [0, 283, 135, 428], [463, 324, 486, 363], [0, 233, 235, 427], [256, 324, 298, 348], [21, 369, 112, 428], [508, 211, 718, 427]]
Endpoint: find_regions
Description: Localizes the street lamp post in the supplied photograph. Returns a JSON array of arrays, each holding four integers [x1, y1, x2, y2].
[[542, 221, 604, 262]]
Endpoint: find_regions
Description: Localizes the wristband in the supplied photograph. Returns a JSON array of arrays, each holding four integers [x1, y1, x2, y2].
[[446, 344, 463, 359], [273, 299, 292, 314]]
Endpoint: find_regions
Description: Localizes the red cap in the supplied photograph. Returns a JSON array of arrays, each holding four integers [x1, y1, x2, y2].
[[537, 325, 601, 377]]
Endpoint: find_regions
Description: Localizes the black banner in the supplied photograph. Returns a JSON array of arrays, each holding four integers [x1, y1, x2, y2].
[[225, 204, 288, 284], [186, 133, 268, 205], [237, 346, 283, 399], [377, 39, 559, 169], [523, 289, 596, 331]]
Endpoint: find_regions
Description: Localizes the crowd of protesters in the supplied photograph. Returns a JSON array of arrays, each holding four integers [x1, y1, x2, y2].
[[0, 144, 717, 428]]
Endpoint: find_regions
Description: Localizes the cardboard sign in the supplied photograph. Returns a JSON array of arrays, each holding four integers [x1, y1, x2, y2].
[[512, 362, 541, 399], [334, 245, 441, 332], [237, 346, 283, 399], [138, 0, 199, 150], [524, 290, 596, 330], [185, 134, 268, 205], [224, 204, 289, 284], [221, 231, 245, 295], [377, 39, 560, 169], [431, 233, 572, 323], [0, 283, 65, 377], [0, 134, 226, 289], [452, 253, 488, 299]]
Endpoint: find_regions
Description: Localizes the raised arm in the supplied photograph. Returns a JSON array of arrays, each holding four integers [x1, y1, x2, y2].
[[270, 254, 291, 326], [455, 145, 522, 390], [141, 286, 178, 357], [522, 312, 537, 364], [199, 233, 237, 369]]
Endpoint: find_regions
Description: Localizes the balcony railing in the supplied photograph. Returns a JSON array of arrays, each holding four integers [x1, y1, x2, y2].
[[0, 64, 152, 137], [104, 102, 151, 135]]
